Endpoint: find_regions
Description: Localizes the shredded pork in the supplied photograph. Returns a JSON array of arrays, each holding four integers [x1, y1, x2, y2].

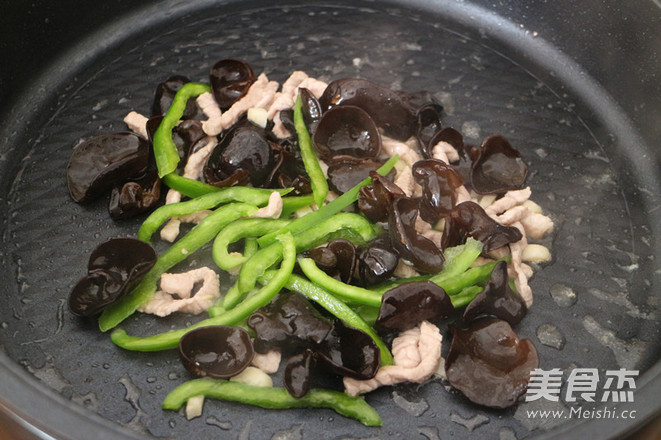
[[252, 192, 283, 219], [160, 137, 218, 242], [123, 111, 149, 139], [268, 72, 328, 138], [139, 267, 221, 316], [343, 321, 442, 396], [508, 222, 534, 307], [196, 92, 222, 119], [251, 350, 281, 374], [431, 140, 460, 163], [203, 73, 279, 136], [485, 187, 532, 215]]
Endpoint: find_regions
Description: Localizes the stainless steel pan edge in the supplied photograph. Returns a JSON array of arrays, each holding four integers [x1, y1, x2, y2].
[[0, 1, 659, 439]]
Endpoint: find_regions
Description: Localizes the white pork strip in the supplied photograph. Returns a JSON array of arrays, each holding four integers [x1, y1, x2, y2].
[[203, 73, 279, 136], [252, 192, 283, 219], [123, 111, 149, 139], [266, 70, 309, 120], [508, 222, 533, 307], [298, 76, 328, 98], [520, 212, 554, 239], [343, 321, 442, 396], [196, 92, 222, 119], [139, 267, 221, 316], [492, 204, 554, 240], [414, 216, 443, 245], [484, 187, 531, 215], [454, 185, 474, 204], [431, 140, 460, 163], [251, 350, 282, 374], [160, 137, 217, 242], [270, 73, 328, 139], [381, 136, 421, 167], [159, 210, 212, 243], [393, 260, 421, 278]]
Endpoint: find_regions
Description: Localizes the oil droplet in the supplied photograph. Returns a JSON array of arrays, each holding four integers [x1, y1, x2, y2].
[[549, 284, 577, 307], [118, 374, 150, 434], [499, 427, 518, 440], [461, 121, 481, 140], [449, 410, 489, 431], [206, 416, 232, 430], [72, 391, 99, 410], [536, 324, 565, 350], [419, 426, 441, 440], [582, 315, 646, 370], [271, 424, 302, 440], [391, 390, 429, 416]]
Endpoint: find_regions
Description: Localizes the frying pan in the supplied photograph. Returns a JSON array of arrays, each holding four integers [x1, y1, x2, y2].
[[1, 0, 660, 439]]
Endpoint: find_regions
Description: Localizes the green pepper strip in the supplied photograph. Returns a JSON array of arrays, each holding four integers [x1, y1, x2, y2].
[[109, 233, 296, 350], [138, 187, 292, 243], [373, 262, 497, 298], [257, 154, 399, 248], [259, 270, 393, 366], [294, 94, 328, 209], [154, 82, 211, 178], [371, 238, 484, 294], [238, 212, 378, 295], [280, 194, 315, 218], [162, 378, 382, 427], [297, 258, 383, 308], [213, 281, 242, 312], [438, 237, 484, 278], [212, 218, 291, 270], [243, 237, 258, 259], [98, 202, 259, 332], [434, 260, 499, 295], [161, 173, 221, 198], [450, 285, 484, 308]]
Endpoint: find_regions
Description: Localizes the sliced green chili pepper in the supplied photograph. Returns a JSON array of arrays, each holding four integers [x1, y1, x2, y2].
[[438, 237, 483, 278], [297, 258, 383, 308], [238, 212, 378, 295], [163, 378, 382, 427], [432, 260, 499, 295], [161, 173, 221, 198], [259, 271, 393, 366], [280, 194, 315, 218], [371, 238, 485, 294], [212, 218, 291, 270], [98, 202, 259, 332], [138, 187, 292, 243], [215, 281, 244, 311], [243, 237, 258, 259], [110, 233, 296, 350], [257, 154, 399, 248], [294, 94, 328, 209], [450, 285, 484, 308], [154, 82, 211, 178], [352, 304, 379, 327]]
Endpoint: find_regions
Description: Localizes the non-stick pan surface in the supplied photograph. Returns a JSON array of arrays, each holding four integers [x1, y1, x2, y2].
[[1, 1, 660, 439]]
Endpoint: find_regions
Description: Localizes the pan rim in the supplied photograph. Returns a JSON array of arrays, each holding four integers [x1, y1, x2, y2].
[[0, 1, 659, 439]]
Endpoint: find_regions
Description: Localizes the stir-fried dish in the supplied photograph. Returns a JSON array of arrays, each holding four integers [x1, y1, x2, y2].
[[66, 59, 554, 426]]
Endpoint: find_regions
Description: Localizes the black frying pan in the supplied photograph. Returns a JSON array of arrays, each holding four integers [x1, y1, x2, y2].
[[1, 1, 660, 439]]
